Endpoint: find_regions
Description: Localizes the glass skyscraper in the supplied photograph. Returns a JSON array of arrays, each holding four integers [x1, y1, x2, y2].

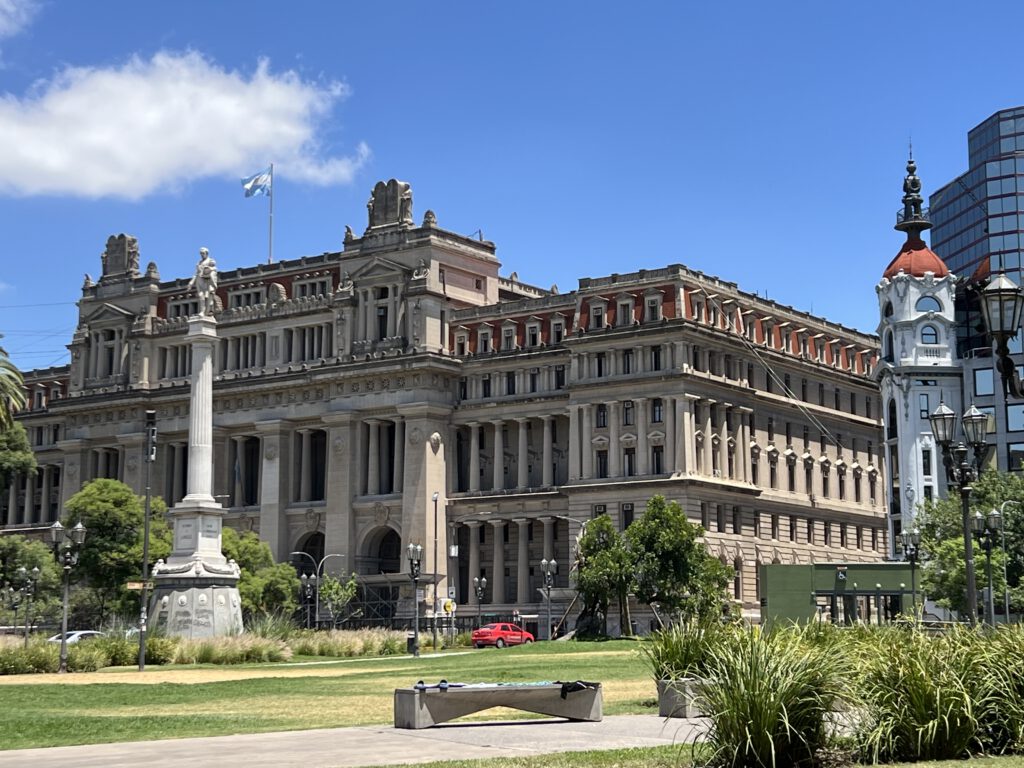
[[929, 107, 1024, 472]]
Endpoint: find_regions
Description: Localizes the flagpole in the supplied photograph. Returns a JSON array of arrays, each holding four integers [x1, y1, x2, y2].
[[268, 163, 274, 264]]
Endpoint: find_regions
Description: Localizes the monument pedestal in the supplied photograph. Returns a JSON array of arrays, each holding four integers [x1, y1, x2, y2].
[[151, 499, 243, 638]]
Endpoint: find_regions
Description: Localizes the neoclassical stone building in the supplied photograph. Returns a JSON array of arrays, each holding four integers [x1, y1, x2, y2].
[[8, 179, 887, 627]]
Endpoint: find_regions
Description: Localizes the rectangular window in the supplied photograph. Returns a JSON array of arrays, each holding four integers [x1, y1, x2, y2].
[[924, 486, 933, 501], [618, 301, 632, 326], [818, 383, 825, 406], [919, 393, 930, 419], [621, 503, 635, 530], [732, 506, 741, 534], [789, 515, 797, 542], [771, 513, 779, 540], [596, 404, 608, 428], [554, 365, 566, 389], [834, 389, 841, 410], [596, 352, 606, 377], [458, 378, 468, 400], [503, 328, 515, 351], [824, 522, 832, 546], [623, 401, 634, 426], [527, 326, 539, 347], [592, 504, 606, 519], [506, 371, 516, 395], [624, 448, 636, 476], [975, 368, 995, 397], [479, 332, 491, 354], [591, 306, 605, 329], [622, 349, 633, 374], [922, 448, 932, 476], [481, 377, 492, 398], [701, 502, 710, 530], [596, 450, 608, 478], [850, 392, 857, 415], [651, 398, 663, 423], [1009, 404, 1024, 432], [529, 371, 539, 393], [456, 337, 467, 356], [717, 505, 726, 533], [651, 346, 662, 371], [651, 445, 664, 474], [646, 298, 659, 322], [806, 518, 815, 543], [552, 322, 564, 343]]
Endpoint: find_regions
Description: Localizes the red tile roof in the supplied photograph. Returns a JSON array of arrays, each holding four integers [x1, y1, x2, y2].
[[882, 236, 949, 279]]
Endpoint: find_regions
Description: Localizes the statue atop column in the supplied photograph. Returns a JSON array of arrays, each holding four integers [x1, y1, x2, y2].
[[188, 247, 218, 316]]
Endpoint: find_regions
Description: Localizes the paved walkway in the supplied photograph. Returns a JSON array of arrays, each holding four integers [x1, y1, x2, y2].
[[0, 715, 702, 768]]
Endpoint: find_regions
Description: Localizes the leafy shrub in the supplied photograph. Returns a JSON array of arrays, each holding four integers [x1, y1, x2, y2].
[[855, 625, 985, 762], [94, 635, 137, 667], [697, 625, 847, 768], [144, 635, 179, 665], [981, 625, 1024, 753], [638, 620, 722, 681], [68, 643, 109, 672]]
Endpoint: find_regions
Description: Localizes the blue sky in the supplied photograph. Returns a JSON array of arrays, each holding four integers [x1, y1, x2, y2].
[[0, 1, 1022, 371]]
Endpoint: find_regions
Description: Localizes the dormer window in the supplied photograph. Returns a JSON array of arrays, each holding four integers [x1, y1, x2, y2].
[[502, 323, 517, 351], [293, 277, 331, 298], [590, 302, 606, 329], [921, 325, 939, 345], [915, 295, 942, 313], [478, 329, 492, 354], [645, 294, 662, 323], [526, 322, 540, 348], [455, 332, 468, 356]]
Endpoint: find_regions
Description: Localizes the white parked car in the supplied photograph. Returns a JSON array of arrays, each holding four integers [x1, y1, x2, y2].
[[47, 630, 105, 644]]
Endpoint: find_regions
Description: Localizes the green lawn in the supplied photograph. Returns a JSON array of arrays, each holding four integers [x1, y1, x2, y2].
[[0, 641, 655, 750]]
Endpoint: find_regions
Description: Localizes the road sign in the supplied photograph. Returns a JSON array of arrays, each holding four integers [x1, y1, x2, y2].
[[125, 581, 152, 591]]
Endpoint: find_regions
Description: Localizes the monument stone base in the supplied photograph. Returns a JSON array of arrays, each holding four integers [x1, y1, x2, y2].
[[150, 580, 243, 639]]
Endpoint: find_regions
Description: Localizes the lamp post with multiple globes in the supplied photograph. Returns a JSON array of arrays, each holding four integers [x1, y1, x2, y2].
[[50, 520, 87, 674]]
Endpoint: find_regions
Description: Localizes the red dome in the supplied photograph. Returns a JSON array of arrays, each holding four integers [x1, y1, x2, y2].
[[882, 236, 949, 279]]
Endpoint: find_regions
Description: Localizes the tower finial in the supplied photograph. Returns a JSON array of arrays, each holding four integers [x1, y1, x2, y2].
[[895, 153, 931, 237]]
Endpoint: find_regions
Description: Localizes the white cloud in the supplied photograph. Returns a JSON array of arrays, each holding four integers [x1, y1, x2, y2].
[[0, 0, 37, 39], [0, 51, 370, 199]]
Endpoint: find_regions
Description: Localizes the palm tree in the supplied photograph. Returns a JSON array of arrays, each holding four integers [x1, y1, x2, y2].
[[0, 342, 26, 430]]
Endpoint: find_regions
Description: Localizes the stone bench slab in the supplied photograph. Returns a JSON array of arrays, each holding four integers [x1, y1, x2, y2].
[[394, 682, 603, 729]]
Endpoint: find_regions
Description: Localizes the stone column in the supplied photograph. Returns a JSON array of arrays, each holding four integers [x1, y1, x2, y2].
[[702, 401, 714, 476], [490, 519, 506, 604], [467, 521, 481, 605], [664, 397, 677, 473], [719, 409, 730, 478], [392, 417, 404, 494], [366, 420, 380, 496], [492, 420, 504, 491], [542, 416, 553, 487], [40, 465, 52, 522], [568, 406, 581, 481], [608, 402, 621, 477], [516, 418, 529, 489], [23, 470, 35, 524], [683, 395, 698, 473], [515, 518, 529, 604], [740, 410, 752, 482], [6, 473, 19, 525], [636, 397, 649, 475], [299, 429, 312, 502], [468, 423, 480, 492], [231, 437, 244, 506], [582, 405, 593, 479], [322, 413, 355, 578]]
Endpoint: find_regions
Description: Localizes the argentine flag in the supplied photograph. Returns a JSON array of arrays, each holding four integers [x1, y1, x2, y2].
[[242, 167, 272, 198]]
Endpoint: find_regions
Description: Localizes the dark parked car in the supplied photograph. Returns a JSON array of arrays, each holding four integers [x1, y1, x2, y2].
[[471, 622, 534, 648]]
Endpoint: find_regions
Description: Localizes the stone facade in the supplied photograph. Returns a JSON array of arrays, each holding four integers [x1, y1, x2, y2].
[[8, 180, 888, 627]]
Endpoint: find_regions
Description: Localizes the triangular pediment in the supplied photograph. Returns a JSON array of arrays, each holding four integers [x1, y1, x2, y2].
[[349, 256, 410, 282], [83, 303, 136, 325]]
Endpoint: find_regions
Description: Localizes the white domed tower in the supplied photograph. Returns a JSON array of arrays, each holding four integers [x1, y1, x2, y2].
[[875, 157, 961, 555]]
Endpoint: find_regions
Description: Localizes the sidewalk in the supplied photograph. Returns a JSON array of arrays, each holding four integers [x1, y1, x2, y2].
[[0, 715, 702, 768]]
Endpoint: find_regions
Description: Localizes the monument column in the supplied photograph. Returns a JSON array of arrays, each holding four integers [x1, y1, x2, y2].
[[151, 267, 243, 638]]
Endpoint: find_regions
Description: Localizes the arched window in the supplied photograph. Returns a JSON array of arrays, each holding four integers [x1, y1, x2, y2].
[[884, 301, 894, 318], [915, 296, 942, 313], [921, 325, 939, 344], [887, 399, 898, 440], [883, 331, 894, 362]]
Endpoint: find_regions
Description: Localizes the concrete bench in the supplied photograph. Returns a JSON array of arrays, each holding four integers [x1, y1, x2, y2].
[[394, 681, 603, 729]]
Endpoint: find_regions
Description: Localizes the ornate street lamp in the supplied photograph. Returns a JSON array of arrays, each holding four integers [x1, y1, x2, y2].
[[407, 543, 422, 657], [973, 509, 1003, 627], [473, 576, 487, 629], [928, 402, 990, 626], [899, 528, 922, 621], [290, 551, 346, 628], [300, 573, 318, 629], [50, 520, 87, 674], [980, 272, 1024, 398], [540, 558, 557, 641]]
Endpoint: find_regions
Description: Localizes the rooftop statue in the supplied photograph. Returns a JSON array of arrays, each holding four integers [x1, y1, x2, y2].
[[188, 247, 218, 317]]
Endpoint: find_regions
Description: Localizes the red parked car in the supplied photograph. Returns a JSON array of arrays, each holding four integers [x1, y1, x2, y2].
[[471, 622, 534, 648]]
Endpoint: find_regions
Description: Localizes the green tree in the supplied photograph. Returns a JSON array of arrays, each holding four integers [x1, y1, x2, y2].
[[0, 343, 26, 429], [0, 421, 36, 503], [626, 495, 731, 623], [63, 479, 172, 623], [0, 534, 62, 630], [318, 572, 359, 626], [574, 514, 633, 637], [916, 470, 1024, 616], [222, 528, 300, 620]]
